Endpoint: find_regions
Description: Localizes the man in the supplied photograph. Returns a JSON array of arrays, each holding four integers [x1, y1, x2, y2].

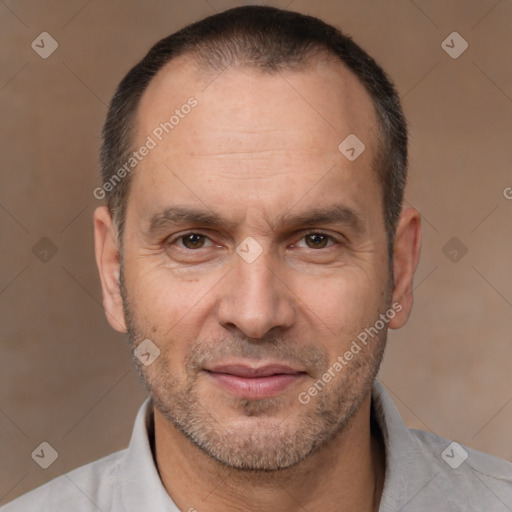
[[2, 5, 511, 512]]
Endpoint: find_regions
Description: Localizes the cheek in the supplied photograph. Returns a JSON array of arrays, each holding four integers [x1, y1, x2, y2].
[[125, 270, 210, 379], [124, 260, 220, 336], [292, 269, 388, 339]]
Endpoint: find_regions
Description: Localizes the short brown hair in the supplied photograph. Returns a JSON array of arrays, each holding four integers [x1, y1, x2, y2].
[[100, 5, 407, 253]]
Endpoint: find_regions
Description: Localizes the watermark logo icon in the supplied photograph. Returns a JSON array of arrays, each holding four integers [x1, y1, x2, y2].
[[236, 237, 263, 264], [134, 338, 161, 366], [31, 442, 58, 469], [442, 236, 468, 263], [338, 134, 365, 161], [441, 32, 468, 59], [32, 237, 58, 263], [441, 442, 468, 469], [31, 32, 59, 59]]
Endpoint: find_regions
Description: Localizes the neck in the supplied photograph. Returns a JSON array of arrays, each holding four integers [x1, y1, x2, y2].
[[153, 392, 385, 512]]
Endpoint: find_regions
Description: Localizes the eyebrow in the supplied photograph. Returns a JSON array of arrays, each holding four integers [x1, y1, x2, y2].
[[145, 204, 365, 236]]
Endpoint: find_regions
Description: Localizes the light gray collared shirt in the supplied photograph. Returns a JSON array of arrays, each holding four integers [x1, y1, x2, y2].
[[2, 381, 511, 511]]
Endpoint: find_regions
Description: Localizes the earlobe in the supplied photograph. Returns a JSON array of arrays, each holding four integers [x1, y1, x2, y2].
[[93, 206, 127, 333], [388, 207, 422, 330]]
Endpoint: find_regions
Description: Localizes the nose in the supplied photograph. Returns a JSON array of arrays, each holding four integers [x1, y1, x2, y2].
[[217, 249, 296, 339]]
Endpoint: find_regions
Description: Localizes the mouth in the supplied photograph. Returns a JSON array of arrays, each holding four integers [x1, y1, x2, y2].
[[204, 363, 307, 400]]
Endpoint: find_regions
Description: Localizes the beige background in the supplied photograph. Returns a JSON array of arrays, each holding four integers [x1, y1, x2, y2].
[[1, 0, 511, 504]]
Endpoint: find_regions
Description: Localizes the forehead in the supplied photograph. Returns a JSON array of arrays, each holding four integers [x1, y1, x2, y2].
[[129, 53, 382, 230], [136, 53, 378, 154]]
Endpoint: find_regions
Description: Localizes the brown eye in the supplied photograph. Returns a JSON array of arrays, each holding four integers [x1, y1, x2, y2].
[[181, 233, 206, 249], [304, 233, 330, 249]]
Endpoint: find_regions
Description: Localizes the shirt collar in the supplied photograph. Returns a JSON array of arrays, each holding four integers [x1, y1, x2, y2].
[[119, 397, 180, 512], [118, 381, 441, 511], [371, 379, 442, 511]]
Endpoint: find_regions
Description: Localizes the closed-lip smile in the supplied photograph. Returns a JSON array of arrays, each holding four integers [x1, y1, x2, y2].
[[204, 362, 307, 399]]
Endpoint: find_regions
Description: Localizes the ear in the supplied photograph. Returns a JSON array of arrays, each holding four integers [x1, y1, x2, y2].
[[93, 206, 127, 333], [388, 207, 422, 329]]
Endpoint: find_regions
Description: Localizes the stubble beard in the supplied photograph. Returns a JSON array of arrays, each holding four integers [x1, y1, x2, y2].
[[119, 264, 389, 473]]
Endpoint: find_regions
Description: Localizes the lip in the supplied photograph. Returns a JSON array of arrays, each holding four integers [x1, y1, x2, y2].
[[205, 363, 307, 399]]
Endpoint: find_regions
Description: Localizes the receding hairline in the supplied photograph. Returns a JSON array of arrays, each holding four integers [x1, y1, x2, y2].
[[103, 8, 405, 256], [128, 47, 386, 199], [132, 46, 384, 161], [139, 44, 378, 109]]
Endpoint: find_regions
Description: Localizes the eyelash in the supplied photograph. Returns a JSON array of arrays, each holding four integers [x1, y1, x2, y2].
[[167, 230, 341, 250]]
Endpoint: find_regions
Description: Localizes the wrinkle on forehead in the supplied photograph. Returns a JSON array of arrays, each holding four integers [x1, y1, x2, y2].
[[135, 52, 378, 158], [126, 52, 384, 240]]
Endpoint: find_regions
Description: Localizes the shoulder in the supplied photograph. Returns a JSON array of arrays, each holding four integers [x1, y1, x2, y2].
[[0, 449, 127, 512], [372, 381, 512, 510], [410, 427, 512, 508]]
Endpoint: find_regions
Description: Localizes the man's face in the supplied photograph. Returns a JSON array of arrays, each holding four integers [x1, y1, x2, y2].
[[109, 55, 396, 470]]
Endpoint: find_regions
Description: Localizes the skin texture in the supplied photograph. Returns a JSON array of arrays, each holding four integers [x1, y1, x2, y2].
[[94, 53, 421, 511]]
